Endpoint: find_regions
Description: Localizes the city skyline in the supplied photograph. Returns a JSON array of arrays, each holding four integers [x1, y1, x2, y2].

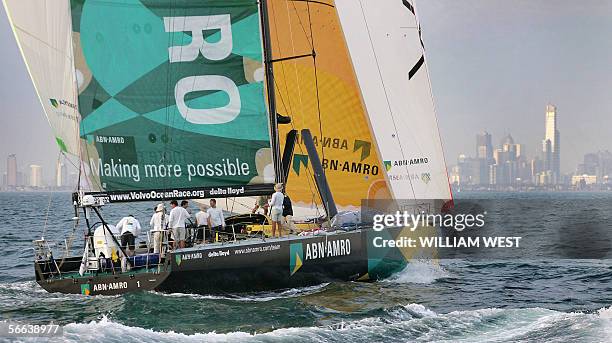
[[449, 104, 611, 189], [1, 1, 612, 181]]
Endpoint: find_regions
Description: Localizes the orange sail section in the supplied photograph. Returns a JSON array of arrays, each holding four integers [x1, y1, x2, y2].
[[268, 0, 390, 216]]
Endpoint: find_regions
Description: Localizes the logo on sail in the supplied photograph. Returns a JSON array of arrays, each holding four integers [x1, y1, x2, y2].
[[49, 98, 77, 110], [421, 172, 431, 184], [353, 140, 372, 161], [175, 254, 182, 266], [384, 160, 392, 171], [289, 243, 303, 275], [293, 155, 309, 176]]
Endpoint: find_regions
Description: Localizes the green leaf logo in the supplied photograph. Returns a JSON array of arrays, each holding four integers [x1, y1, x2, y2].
[[293, 154, 309, 176], [383, 160, 392, 171]]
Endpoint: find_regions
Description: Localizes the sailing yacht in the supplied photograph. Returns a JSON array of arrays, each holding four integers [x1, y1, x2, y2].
[[3, 0, 451, 295]]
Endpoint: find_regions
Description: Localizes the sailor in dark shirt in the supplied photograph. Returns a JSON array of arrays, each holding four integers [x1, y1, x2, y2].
[[282, 193, 296, 234]]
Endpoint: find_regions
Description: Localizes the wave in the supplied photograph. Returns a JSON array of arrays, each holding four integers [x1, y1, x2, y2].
[[150, 283, 330, 302], [382, 260, 451, 284], [20, 304, 609, 343]]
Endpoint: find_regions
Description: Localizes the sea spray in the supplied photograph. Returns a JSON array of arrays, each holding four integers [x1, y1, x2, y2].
[[383, 260, 451, 284]]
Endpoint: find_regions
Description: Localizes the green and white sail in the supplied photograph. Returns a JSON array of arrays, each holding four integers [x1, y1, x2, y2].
[[5, 0, 276, 200]]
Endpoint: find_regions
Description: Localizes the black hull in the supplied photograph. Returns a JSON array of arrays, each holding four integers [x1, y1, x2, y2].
[[35, 227, 411, 295], [158, 228, 408, 294], [36, 270, 170, 296], [35, 255, 171, 296]]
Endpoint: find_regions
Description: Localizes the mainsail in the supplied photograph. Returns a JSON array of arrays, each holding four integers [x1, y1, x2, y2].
[[268, 0, 392, 217], [336, 0, 452, 203]]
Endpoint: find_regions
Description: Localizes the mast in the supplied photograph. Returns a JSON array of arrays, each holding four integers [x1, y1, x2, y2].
[[259, 0, 283, 184]]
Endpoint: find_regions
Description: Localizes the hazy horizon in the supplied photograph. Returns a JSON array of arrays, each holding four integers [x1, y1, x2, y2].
[[1, 0, 611, 183]]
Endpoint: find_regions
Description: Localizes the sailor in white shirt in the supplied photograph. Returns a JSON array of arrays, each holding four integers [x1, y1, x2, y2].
[[168, 200, 190, 249], [206, 199, 225, 241], [116, 215, 141, 256], [195, 203, 210, 243], [269, 183, 284, 238], [149, 203, 167, 254]]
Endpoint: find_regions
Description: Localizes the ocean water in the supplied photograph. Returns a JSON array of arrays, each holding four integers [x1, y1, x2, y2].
[[0, 192, 610, 342]]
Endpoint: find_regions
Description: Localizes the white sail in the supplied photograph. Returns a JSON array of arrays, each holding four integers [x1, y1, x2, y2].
[[335, 0, 451, 202], [2, 0, 80, 155]]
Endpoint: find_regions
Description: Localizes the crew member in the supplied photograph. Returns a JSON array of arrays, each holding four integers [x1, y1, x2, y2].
[[116, 215, 141, 256], [181, 200, 191, 214], [282, 192, 296, 234], [207, 199, 225, 241], [168, 200, 190, 249], [149, 203, 167, 254], [269, 183, 284, 238], [195, 203, 210, 243], [252, 195, 270, 215]]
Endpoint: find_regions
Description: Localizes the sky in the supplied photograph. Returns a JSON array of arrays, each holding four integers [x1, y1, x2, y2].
[[1, 0, 611, 183]]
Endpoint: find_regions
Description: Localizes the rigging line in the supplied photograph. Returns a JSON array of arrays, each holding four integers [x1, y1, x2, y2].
[[306, 0, 328, 217], [274, 85, 324, 219], [287, 2, 325, 218], [289, 0, 334, 8], [287, 2, 325, 214], [270, 2, 297, 121], [290, 0, 314, 50], [356, 0, 417, 201], [274, 76, 324, 214], [41, 153, 61, 239], [273, 69, 323, 215], [306, 0, 324, 166], [283, 0, 307, 130], [162, 0, 177, 198], [272, 1, 324, 216]]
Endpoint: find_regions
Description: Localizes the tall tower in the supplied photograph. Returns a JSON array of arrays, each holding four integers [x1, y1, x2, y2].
[[476, 131, 493, 160], [6, 154, 17, 188], [56, 161, 67, 188], [476, 131, 494, 185], [30, 165, 43, 188], [543, 104, 560, 182]]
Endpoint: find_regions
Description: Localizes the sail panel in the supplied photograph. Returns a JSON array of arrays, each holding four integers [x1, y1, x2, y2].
[[2, 0, 80, 155], [336, 0, 451, 201], [269, 0, 392, 218], [71, 0, 275, 197]]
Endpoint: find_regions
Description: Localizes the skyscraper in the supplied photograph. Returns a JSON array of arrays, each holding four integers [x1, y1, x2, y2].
[[7, 154, 17, 188], [542, 104, 560, 182], [476, 131, 494, 185], [56, 160, 68, 188], [30, 165, 43, 188], [476, 131, 493, 160]]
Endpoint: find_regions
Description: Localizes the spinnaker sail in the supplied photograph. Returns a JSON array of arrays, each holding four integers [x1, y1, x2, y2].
[[70, 0, 276, 199]]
